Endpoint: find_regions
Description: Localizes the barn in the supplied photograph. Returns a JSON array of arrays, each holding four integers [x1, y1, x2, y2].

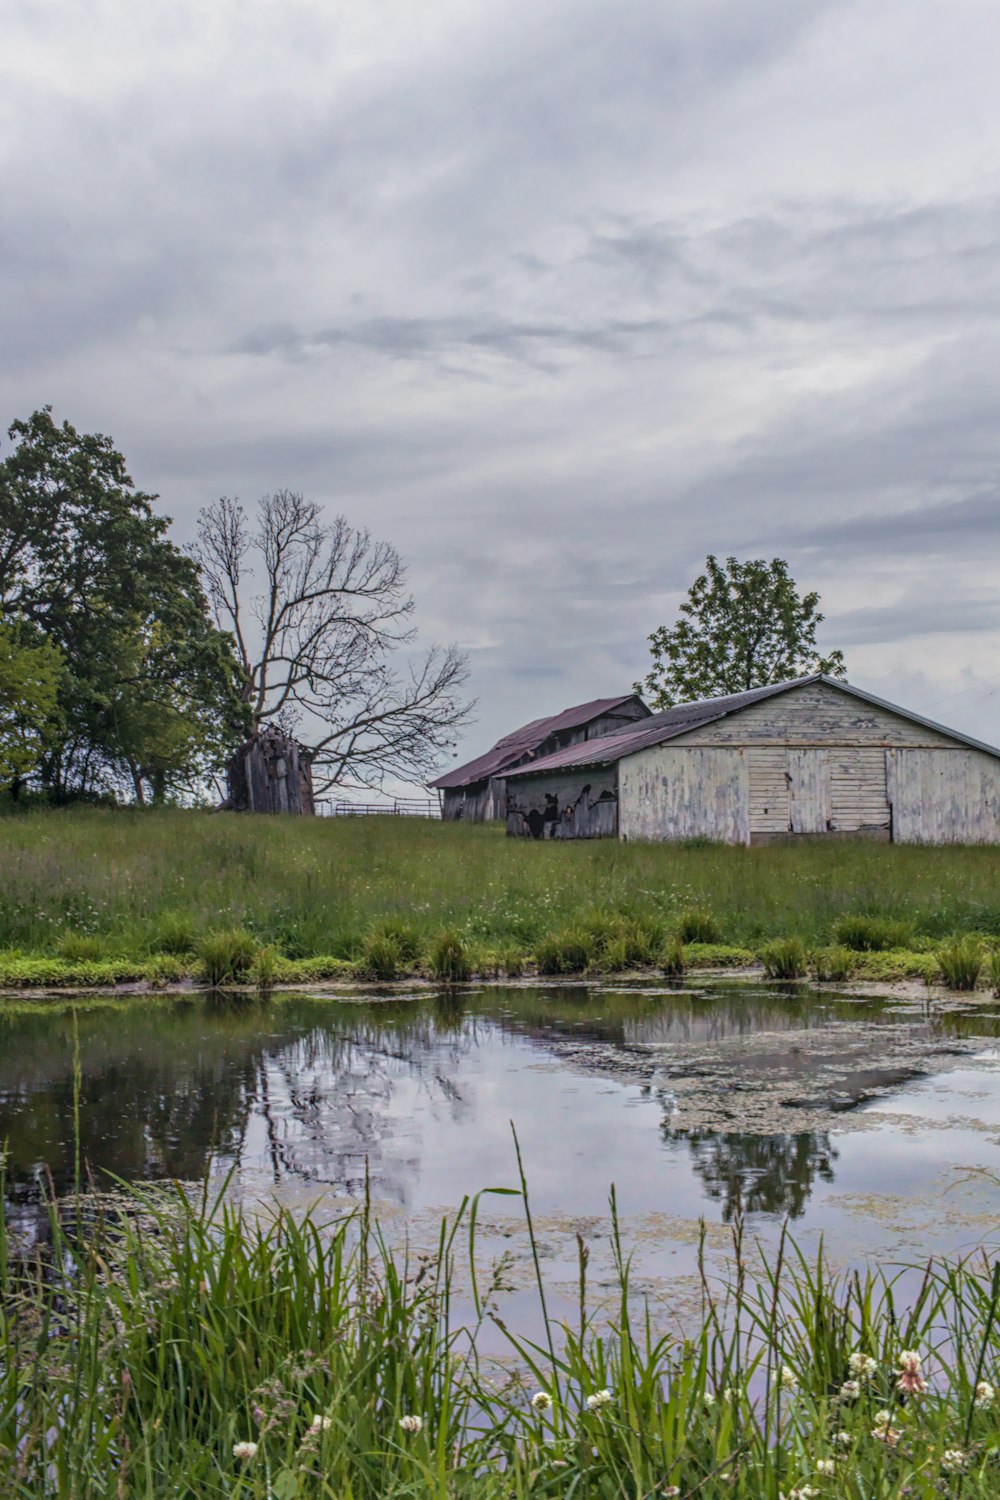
[[503, 675, 1000, 844], [430, 693, 650, 822]]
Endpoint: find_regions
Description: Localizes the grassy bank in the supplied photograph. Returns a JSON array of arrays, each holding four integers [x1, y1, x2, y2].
[[4, 1161, 1000, 1498], [1, 807, 1000, 990]]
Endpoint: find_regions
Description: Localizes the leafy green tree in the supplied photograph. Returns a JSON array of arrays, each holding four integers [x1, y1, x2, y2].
[[635, 555, 846, 710], [0, 621, 63, 789], [0, 409, 249, 801]]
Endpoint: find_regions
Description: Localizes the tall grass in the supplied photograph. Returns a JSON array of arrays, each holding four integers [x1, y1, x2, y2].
[[5, 1156, 1000, 1497], [3, 808, 1000, 966]]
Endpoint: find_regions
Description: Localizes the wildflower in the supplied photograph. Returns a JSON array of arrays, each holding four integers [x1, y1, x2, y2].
[[721, 1384, 740, 1402], [586, 1389, 613, 1411], [780, 1488, 819, 1500], [871, 1410, 900, 1447], [309, 1414, 333, 1432], [834, 1430, 852, 1446], [398, 1414, 423, 1434], [839, 1379, 860, 1401], [815, 1458, 836, 1476], [975, 1379, 995, 1409], [661, 1489, 681, 1497], [848, 1352, 878, 1380], [530, 1391, 552, 1412], [780, 1364, 797, 1392], [701, 1390, 715, 1410], [940, 1448, 966, 1473], [895, 1349, 926, 1396], [233, 1441, 259, 1460]]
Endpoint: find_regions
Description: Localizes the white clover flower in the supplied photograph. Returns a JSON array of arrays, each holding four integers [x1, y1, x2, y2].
[[233, 1441, 259, 1460], [398, 1414, 423, 1434], [839, 1379, 860, 1401], [895, 1349, 926, 1395], [835, 1430, 852, 1446], [721, 1384, 740, 1403], [815, 1458, 836, 1476], [872, 1409, 894, 1428], [975, 1379, 995, 1409], [530, 1391, 552, 1412], [661, 1488, 681, 1498], [848, 1352, 878, 1380], [309, 1414, 333, 1432], [780, 1365, 797, 1392], [940, 1448, 967, 1474], [586, 1389, 613, 1411], [701, 1390, 716, 1410]]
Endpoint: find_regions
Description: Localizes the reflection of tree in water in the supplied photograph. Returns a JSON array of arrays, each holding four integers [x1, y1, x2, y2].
[[665, 1124, 838, 1221], [0, 994, 480, 1239]]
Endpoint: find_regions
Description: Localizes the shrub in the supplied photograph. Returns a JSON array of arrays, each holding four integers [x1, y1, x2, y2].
[[811, 944, 856, 982], [198, 927, 258, 986], [56, 932, 105, 962], [250, 943, 282, 988], [357, 931, 404, 981], [761, 936, 808, 979], [429, 929, 471, 982], [149, 911, 199, 955], [675, 908, 721, 944], [832, 914, 913, 952], [937, 936, 984, 992], [659, 938, 686, 977], [534, 928, 592, 975]]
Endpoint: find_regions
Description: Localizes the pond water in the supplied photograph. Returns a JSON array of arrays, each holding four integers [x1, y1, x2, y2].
[[4, 980, 1000, 1328]]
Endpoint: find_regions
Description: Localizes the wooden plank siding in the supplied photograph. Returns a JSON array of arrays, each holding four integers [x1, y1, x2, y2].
[[671, 680, 957, 750], [505, 765, 619, 838], [887, 748, 1000, 844], [619, 748, 750, 844]]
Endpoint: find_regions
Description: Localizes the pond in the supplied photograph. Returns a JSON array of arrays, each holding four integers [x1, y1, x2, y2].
[[3, 980, 1000, 1329]]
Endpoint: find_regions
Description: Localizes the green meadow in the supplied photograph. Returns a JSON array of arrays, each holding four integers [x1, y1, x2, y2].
[[2, 807, 1000, 988]]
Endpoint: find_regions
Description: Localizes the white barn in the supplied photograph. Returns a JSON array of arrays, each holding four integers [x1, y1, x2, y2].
[[503, 675, 1000, 845]]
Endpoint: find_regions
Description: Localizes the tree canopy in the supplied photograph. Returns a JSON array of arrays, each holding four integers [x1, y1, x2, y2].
[[635, 554, 846, 710], [0, 409, 249, 802], [195, 490, 473, 792]]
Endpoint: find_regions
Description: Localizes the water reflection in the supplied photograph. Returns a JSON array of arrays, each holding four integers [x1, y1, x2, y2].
[[1, 983, 998, 1247]]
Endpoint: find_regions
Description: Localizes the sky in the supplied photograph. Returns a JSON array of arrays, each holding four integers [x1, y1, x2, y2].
[[4, 0, 1000, 785]]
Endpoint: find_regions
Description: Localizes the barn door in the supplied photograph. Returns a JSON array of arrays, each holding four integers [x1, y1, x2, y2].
[[787, 749, 830, 834]]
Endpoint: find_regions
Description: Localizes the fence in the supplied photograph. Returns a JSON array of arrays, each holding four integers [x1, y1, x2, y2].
[[320, 797, 441, 819]]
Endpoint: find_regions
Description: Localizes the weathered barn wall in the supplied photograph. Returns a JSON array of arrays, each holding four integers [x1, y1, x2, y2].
[[619, 748, 750, 844], [226, 729, 315, 815], [506, 765, 618, 839], [441, 777, 507, 822], [746, 746, 891, 841], [672, 680, 956, 750], [887, 748, 1000, 844]]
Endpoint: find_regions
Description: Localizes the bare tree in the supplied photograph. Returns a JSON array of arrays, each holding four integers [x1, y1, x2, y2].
[[194, 491, 473, 791]]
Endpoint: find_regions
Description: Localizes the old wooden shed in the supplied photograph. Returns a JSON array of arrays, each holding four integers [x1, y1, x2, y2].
[[430, 694, 650, 822], [225, 727, 316, 815], [503, 675, 1000, 844]]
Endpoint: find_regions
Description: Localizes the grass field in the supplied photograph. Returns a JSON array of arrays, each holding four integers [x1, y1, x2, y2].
[[2, 807, 1000, 988]]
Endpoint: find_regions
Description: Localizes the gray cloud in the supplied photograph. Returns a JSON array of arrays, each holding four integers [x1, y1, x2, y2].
[[4, 0, 1000, 770]]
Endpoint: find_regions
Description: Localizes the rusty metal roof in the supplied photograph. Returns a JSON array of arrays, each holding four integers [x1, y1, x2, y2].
[[505, 673, 1000, 779], [504, 677, 821, 778], [430, 694, 648, 789]]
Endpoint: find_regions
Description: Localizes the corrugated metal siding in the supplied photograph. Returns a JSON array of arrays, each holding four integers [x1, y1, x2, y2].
[[619, 747, 749, 844], [887, 748, 1000, 844]]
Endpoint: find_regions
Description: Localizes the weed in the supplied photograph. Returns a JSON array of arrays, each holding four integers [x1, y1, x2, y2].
[[992, 947, 1000, 997], [146, 954, 183, 987], [357, 931, 404, 980], [811, 944, 856, 982], [250, 942, 282, 988], [938, 935, 984, 991], [675, 907, 721, 944], [56, 932, 105, 962], [832, 913, 913, 951], [497, 943, 524, 978], [198, 927, 258, 986], [659, 938, 686, 977], [761, 936, 808, 979], [535, 928, 592, 974], [149, 910, 199, 955], [429, 929, 471, 982]]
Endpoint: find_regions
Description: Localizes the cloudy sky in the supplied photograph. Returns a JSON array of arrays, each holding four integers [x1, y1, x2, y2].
[[5, 0, 1000, 778]]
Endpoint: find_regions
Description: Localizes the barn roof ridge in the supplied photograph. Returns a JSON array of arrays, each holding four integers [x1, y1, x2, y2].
[[504, 674, 1000, 778], [430, 692, 648, 789]]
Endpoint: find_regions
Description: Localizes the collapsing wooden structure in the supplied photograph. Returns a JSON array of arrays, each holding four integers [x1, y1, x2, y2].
[[225, 727, 315, 815], [503, 675, 1000, 844], [430, 694, 650, 822]]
